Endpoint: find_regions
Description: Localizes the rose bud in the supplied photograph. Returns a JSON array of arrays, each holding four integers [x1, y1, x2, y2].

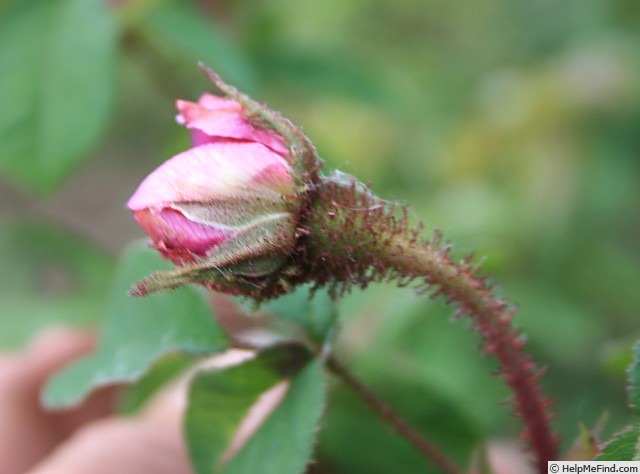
[[127, 95, 301, 297]]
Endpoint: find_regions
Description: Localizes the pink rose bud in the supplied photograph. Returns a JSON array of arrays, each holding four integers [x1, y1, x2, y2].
[[127, 95, 298, 286]]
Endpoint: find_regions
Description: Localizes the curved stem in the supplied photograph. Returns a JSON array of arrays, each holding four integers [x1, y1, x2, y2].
[[304, 176, 560, 474], [326, 356, 464, 474], [384, 235, 558, 473]]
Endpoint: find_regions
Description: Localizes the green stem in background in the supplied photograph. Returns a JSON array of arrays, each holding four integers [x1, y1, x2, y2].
[[326, 356, 464, 474], [304, 175, 559, 474], [212, 294, 464, 472]]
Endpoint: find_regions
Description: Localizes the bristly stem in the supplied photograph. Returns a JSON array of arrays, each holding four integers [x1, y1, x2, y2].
[[326, 356, 464, 474], [386, 234, 559, 474], [305, 176, 559, 474]]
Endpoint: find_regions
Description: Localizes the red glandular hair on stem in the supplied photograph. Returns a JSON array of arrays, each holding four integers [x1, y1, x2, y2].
[[443, 254, 558, 473], [301, 175, 559, 473]]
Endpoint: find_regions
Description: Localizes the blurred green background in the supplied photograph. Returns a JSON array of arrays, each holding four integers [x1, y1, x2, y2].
[[1, 0, 639, 471]]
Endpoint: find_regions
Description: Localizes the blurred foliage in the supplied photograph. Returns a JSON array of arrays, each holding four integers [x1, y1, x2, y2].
[[43, 242, 228, 409], [0, 220, 114, 347], [1, 0, 639, 471], [237, 283, 339, 345], [0, 0, 117, 191]]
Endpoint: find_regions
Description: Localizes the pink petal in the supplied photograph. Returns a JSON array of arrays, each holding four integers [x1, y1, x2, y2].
[[197, 93, 243, 111], [127, 142, 294, 211], [134, 208, 233, 263], [176, 96, 288, 157], [250, 161, 294, 193], [175, 96, 242, 125], [190, 128, 216, 147]]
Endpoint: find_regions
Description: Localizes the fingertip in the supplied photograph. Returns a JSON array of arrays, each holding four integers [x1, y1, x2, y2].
[[27, 326, 94, 353], [26, 326, 95, 380], [26, 418, 191, 474]]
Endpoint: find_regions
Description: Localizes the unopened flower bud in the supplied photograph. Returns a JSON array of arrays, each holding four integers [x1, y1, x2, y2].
[[128, 93, 302, 296]]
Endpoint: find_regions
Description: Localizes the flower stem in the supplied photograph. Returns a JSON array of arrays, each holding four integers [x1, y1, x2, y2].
[[304, 175, 559, 474], [384, 234, 558, 473], [326, 356, 464, 474]]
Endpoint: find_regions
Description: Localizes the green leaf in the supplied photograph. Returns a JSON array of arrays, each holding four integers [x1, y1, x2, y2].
[[118, 353, 195, 414], [258, 50, 394, 106], [321, 377, 480, 474], [0, 0, 118, 192], [628, 341, 640, 416], [0, 221, 115, 348], [42, 241, 228, 408], [224, 358, 326, 474], [185, 352, 283, 474], [138, 0, 255, 93], [239, 284, 339, 344], [595, 424, 640, 461], [185, 348, 325, 474]]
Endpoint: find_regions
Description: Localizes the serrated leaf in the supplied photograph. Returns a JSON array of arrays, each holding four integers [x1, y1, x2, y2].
[[185, 351, 283, 474], [42, 241, 228, 408], [595, 424, 640, 461], [239, 284, 339, 344], [0, 0, 118, 192], [185, 348, 325, 474], [139, 0, 255, 92], [628, 341, 640, 415], [0, 221, 115, 348], [224, 358, 326, 474]]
